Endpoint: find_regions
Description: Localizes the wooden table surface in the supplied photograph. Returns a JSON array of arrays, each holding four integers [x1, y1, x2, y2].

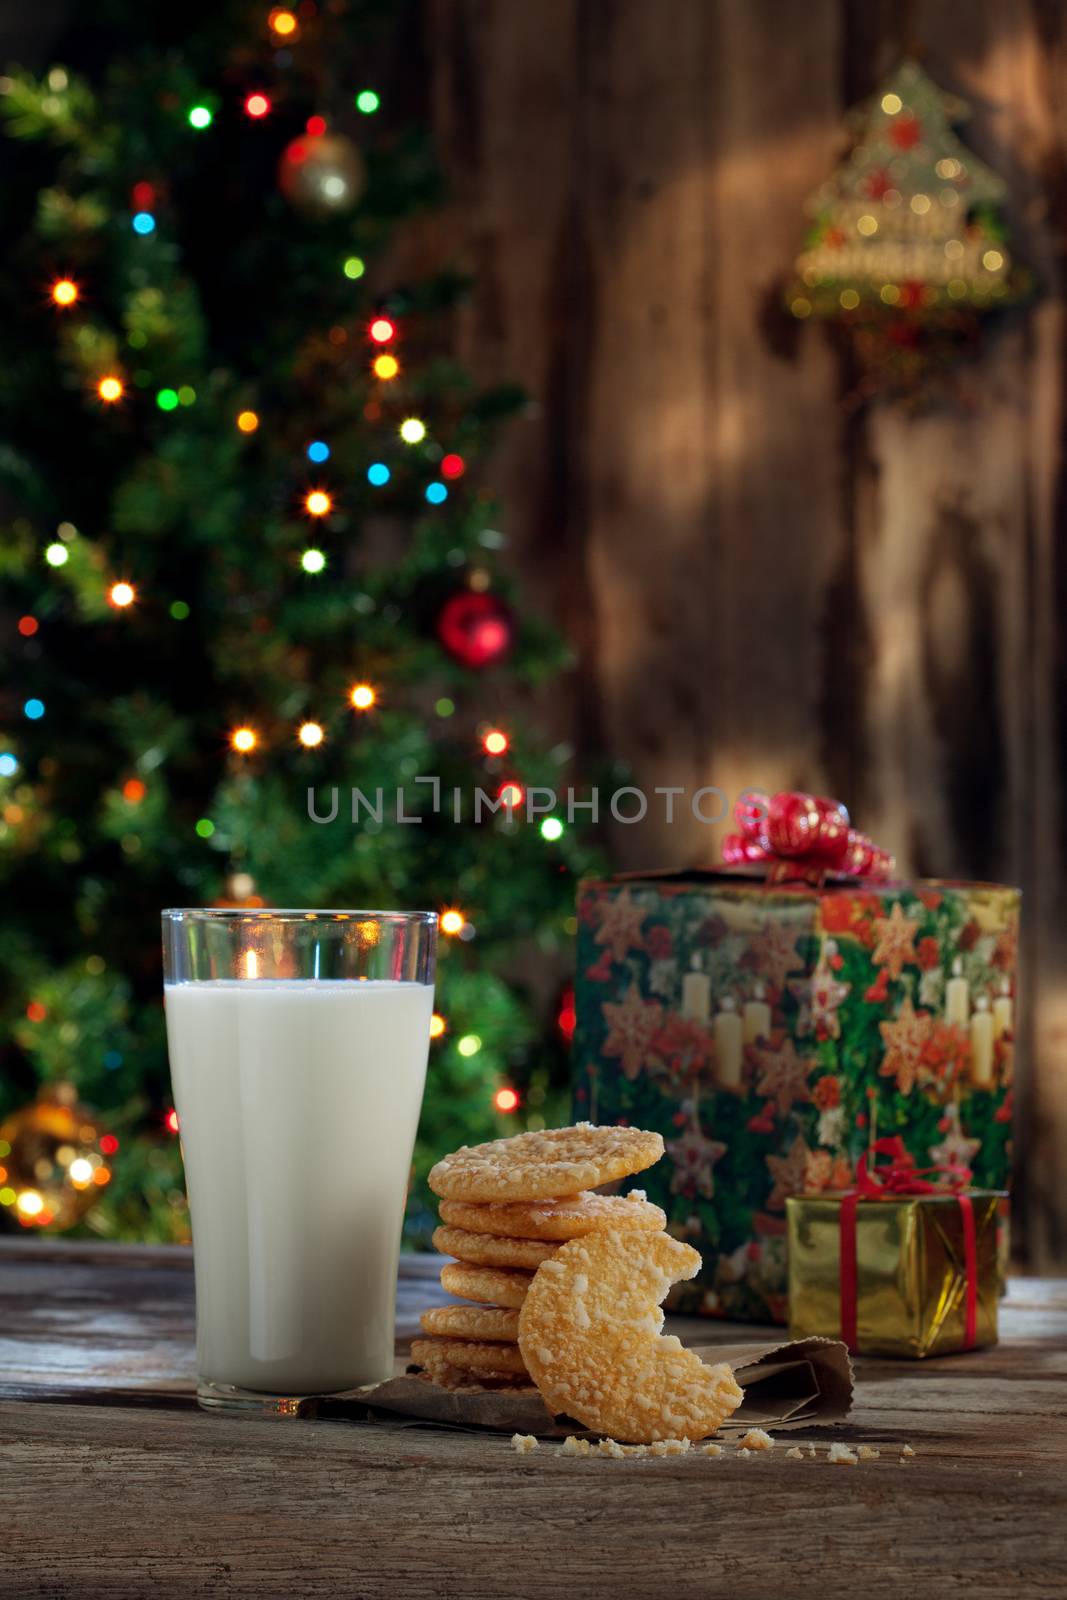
[[1, 1240, 1065, 1599]]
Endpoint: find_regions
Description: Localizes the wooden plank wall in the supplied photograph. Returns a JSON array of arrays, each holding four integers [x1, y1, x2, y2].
[[423, 0, 1067, 1271]]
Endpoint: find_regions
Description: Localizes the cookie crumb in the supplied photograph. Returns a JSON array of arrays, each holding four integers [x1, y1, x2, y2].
[[828, 1442, 858, 1466], [807, 1445, 816, 1458], [786, 1447, 804, 1460], [649, 1438, 690, 1457], [700, 1443, 723, 1457], [901, 1444, 916, 1458], [857, 1445, 880, 1461], [738, 1427, 774, 1452], [597, 1437, 626, 1459], [511, 1433, 538, 1455], [737, 1447, 752, 1458], [558, 1435, 591, 1457]]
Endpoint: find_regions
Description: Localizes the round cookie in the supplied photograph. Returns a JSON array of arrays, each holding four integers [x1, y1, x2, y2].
[[439, 1190, 667, 1242], [433, 1224, 559, 1271], [517, 1230, 744, 1444], [410, 1336, 529, 1379], [440, 1261, 533, 1309], [419, 1304, 520, 1342], [428, 1123, 664, 1203]]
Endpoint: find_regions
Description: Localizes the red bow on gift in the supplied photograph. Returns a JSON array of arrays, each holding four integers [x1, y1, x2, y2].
[[854, 1136, 972, 1196], [839, 1138, 978, 1353], [721, 791, 894, 883]]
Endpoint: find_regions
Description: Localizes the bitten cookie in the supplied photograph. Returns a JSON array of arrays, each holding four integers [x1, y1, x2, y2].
[[518, 1230, 743, 1444]]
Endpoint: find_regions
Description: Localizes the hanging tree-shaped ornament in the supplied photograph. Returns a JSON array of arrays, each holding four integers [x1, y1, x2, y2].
[[786, 60, 1030, 399]]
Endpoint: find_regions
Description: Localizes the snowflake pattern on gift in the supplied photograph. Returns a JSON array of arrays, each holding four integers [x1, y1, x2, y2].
[[666, 1120, 727, 1200], [878, 995, 934, 1094], [870, 902, 920, 980], [753, 919, 806, 988], [601, 984, 663, 1080], [753, 1039, 814, 1116], [788, 939, 850, 1039], [593, 888, 648, 964], [928, 1103, 981, 1171]]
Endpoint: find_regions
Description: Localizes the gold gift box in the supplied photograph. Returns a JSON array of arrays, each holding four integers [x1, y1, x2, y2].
[[786, 1191, 1001, 1358]]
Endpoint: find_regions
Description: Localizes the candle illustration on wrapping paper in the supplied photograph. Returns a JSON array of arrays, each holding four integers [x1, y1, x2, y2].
[[714, 996, 743, 1090], [992, 978, 1013, 1042], [970, 995, 995, 1088], [681, 954, 711, 1022], [742, 982, 771, 1045], [945, 956, 969, 1027]]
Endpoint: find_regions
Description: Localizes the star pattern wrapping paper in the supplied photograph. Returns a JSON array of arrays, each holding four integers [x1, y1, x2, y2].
[[573, 872, 1018, 1323]]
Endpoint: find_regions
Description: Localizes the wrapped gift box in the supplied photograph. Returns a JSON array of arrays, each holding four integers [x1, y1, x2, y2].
[[786, 1143, 1002, 1356], [572, 865, 1018, 1323]]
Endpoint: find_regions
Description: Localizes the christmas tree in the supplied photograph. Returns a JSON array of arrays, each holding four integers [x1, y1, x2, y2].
[[788, 60, 1029, 396], [0, 1, 592, 1244]]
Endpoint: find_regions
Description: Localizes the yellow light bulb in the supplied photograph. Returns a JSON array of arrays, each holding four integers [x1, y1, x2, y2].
[[108, 581, 136, 608], [97, 375, 124, 403], [429, 1013, 446, 1039], [237, 410, 259, 433], [399, 417, 426, 444], [231, 726, 258, 753], [350, 683, 376, 711], [16, 1189, 44, 1217], [373, 354, 400, 381], [298, 721, 324, 748], [305, 489, 332, 516], [440, 909, 464, 936], [51, 278, 79, 307]]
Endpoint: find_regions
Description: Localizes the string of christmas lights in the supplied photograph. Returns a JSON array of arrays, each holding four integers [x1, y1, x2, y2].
[[1, 0, 589, 1241]]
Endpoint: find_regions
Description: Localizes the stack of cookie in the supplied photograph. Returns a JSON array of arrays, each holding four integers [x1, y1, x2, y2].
[[411, 1123, 668, 1391]]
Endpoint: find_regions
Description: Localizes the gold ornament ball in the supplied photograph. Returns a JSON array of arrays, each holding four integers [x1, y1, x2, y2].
[[278, 133, 365, 217], [0, 1086, 111, 1231]]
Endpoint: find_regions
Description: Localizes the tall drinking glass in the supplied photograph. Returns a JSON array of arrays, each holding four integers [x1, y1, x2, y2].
[[162, 908, 436, 1415]]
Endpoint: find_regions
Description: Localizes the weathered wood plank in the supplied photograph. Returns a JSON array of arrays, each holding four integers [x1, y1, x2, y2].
[[2, 1393, 1064, 1600], [1, 1245, 1065, 1597]]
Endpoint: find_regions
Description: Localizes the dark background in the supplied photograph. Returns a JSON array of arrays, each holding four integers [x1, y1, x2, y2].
[[8, 0, 1066, 1269]]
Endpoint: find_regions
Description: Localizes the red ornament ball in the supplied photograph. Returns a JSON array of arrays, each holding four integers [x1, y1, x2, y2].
[[435, 590, 513, 670]]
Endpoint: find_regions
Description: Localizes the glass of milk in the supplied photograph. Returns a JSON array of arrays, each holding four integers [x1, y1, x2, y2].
[[162, 907, 436, 1415]]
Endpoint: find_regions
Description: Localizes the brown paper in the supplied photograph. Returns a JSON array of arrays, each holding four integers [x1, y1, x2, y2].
[[339, 1335, 852, 1438]]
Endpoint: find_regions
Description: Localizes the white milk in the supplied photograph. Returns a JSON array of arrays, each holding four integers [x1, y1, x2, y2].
[[164, 979, 433, 1394]]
